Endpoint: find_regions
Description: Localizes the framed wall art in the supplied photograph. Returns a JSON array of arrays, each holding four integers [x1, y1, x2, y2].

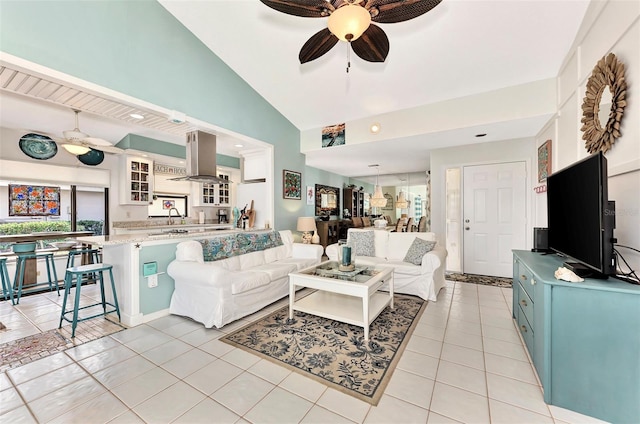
[[283, 170, 302, 199], [9, 184, 61, 216], [321, 123, 345, 148], [306, 186, 315, 205], [538, 140, 552, 182]]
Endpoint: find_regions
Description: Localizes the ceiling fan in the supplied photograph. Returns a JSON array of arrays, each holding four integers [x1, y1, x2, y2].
[[55, 109, 124, 155], [259, 0, 443, 66]]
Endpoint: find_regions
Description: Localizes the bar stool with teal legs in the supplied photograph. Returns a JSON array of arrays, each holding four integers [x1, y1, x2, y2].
[[14, 252, 59, 304], [0, 257, 13, 303], [58, 263, 121, 338], [65, 248, 101, 268]]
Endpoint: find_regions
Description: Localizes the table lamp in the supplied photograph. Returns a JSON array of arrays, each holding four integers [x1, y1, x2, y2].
[[297, 217, 317, 244]]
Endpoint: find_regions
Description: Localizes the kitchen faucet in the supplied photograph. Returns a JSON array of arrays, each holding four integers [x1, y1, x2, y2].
[[167, 207, 181, 225]]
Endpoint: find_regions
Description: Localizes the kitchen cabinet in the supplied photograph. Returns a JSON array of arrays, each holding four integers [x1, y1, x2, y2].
[[120, 156, 153, 205], [192, 169, 233, 207]]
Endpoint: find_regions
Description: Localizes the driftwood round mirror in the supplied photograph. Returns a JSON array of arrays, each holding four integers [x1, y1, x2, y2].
[[580, 53, 627, 153]]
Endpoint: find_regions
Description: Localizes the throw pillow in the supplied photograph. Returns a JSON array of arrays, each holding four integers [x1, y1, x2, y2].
[[348, 230, 375, 257], [403, 238, 437, 265]]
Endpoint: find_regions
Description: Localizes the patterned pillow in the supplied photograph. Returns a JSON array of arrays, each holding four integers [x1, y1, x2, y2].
[[348, 230, 375, 257], [403, 238, 437, 265]]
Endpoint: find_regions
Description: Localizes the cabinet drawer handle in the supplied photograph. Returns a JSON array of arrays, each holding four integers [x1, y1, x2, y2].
[[520, 299, 528, 307], [520, 274, 527, 281], [520, 325, 528, 333]]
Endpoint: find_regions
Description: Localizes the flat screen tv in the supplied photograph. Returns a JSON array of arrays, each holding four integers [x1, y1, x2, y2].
[[547, 152, 616, 278]]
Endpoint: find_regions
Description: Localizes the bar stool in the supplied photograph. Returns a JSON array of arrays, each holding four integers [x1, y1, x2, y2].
[[14, 252, 59, 304], [65, 248, 101, 268], [59, 263, 121, 338], [0, 258, 13, 303]]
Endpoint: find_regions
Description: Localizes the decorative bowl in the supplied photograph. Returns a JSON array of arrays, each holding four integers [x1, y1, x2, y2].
[[51, 241, 78, 249], [12, 242, 37, 253]]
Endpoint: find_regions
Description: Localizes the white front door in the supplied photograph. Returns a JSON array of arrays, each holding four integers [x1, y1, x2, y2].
[[463, 162, 526, 277]]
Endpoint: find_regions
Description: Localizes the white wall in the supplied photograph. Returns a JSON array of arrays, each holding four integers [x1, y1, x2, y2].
[[431, 137, 535, 272], [542, 0, 640, 273]]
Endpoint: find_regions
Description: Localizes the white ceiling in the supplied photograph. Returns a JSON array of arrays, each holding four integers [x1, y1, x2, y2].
[[1, 0, 590, 184]]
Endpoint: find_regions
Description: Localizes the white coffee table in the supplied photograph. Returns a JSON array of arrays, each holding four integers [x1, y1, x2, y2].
[[288, 261, 394, 340]]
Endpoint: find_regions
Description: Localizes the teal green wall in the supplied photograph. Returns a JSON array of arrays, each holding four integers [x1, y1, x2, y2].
[[117, 134, 240, 168], [302, 166, 374, 217], [138, 242, 181, 314], [0, 0, 307, 229]]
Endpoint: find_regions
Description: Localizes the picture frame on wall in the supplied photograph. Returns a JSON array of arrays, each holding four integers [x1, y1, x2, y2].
[[306, 186, 315, 205], [538, 139, 552, 182], [283, 170, 302, 199]]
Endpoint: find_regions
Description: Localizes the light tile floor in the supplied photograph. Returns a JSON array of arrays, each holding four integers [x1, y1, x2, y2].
[[0, 281, 608, 423]]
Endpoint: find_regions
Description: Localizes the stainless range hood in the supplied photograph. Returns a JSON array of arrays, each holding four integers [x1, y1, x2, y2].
[[170, 130, 230, 184]]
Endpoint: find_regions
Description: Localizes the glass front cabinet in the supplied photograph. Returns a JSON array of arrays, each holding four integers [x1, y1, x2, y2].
[[120, 156, 154, 205], [192, 170, 232, 207]]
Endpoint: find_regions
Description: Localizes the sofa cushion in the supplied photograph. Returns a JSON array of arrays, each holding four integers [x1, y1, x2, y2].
[[231, 271, 271, 295], [252, 263, 297, 281], [354, 256, 389, 267], [175, 240, 204, 263], [384, 261, 423, 275], [387, 232, 437, 261], [403, 238, 437, 265], [347, 230, 375, 257], [275, 257, 318, 271], [238, 250, 266, 269], [216, 255, 241, 271]]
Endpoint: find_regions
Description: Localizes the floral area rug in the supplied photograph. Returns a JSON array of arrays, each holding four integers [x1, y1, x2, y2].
[[220, 294, 425, 405], [446, 272, 512, 287]]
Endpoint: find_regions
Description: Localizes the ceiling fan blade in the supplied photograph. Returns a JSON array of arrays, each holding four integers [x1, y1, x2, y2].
[[90, 144, 124, 155], [259, 0, 334, 18], [351, 24, 389, 62], [366, 0, 442, 24], [299, 28, 339, 64], [82, 137, 124, 154]]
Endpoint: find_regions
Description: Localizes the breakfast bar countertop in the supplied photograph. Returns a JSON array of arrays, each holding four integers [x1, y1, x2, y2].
[[74, 227, 273, 246]]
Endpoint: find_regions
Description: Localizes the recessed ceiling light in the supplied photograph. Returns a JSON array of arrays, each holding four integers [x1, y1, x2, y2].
[[475, 133, 487, 137], [234, 144, 244, 148], [370, 123, 381, 134], [130, 113, 144, 120]]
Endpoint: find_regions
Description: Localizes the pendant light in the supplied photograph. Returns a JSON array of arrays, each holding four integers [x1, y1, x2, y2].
[[369, 165, 387, 208], [396, 175, 408, 209]]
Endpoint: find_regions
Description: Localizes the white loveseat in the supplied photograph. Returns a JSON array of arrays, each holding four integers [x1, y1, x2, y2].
[[167, 230, 323, 328], [326, 228, 447, 301]]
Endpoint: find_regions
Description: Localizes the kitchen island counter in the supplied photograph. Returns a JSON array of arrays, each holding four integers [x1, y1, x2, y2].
[[74, 228, 273, 328]]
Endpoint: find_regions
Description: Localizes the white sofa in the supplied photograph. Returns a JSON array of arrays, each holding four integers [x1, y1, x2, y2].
[[167, 230, 323, 328], [326, 228, 447, 301]]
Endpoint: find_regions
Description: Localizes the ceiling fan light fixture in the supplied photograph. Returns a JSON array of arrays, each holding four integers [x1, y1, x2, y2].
[[328, 3, 371, 42], [62, 143, 91, 155]]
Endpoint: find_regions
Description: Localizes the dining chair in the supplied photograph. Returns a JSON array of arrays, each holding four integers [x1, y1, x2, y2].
[[418, 216, 427, 232], [405, 217, 414, 232]]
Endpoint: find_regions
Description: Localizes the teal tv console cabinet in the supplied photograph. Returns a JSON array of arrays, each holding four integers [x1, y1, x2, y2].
[[512, 250, 639, 423]]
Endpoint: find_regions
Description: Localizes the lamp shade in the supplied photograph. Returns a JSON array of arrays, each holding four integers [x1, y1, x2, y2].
[[327, 4, 371, 42], [297, 217, 317, 232], [396, 191, 408, 209], [62, 143, 91, 155], [370, 185, 387, 207]]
